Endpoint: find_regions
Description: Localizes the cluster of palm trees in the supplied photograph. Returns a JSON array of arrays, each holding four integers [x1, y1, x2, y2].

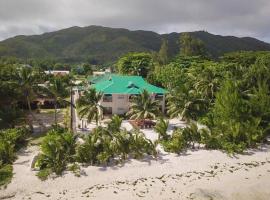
[[17, 67, 74, 130]]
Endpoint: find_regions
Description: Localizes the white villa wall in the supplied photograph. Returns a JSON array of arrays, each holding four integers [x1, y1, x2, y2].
[[100, 94, 165, 115]]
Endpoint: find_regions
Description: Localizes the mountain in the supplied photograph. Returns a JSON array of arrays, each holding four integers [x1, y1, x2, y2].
[[0, 25, 270, 64]]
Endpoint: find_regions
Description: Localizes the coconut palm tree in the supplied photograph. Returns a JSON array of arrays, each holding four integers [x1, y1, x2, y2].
[[76, 88, 104, 125], [17, 67, 45, 130], [193, 67, 221, 101], [167, 89, 207, 122], [42, 77, 72, 125], [107, 115, 123, 133], [127, 90, 160, 121], [154, 118, 169, 141]]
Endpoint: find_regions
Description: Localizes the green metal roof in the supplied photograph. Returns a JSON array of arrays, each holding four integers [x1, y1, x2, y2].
[[92, 74, 166, 94]]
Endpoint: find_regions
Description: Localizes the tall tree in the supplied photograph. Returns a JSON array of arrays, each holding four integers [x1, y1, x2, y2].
[[17, 67, 45, 130], [117, 52, 153, 78], [180, 33, 206, 57], [127, 90, 160, 120], [76, 88, 104, 125], [42, 77, 71, 125], [158, 39, 169, 65]]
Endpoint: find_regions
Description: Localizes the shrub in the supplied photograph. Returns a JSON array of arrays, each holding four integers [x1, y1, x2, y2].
[[129, 130, 157, 159], [76, 127, 157, 165], [0, 164, 13, 186], [154, 118, 169, 141], [0, 140, 15, 164], [0, 127, 30, 165], [36, 168, 51, 181], [36, 130, 77, 176], [161, 129, 187, 154]]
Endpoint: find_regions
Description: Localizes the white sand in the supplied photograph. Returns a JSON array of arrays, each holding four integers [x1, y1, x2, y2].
[[1, 141, 270, 200]]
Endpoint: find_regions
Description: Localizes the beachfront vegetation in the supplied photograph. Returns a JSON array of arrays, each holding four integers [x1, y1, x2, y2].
[[76, 88, 104, 125], [41, 77, 71, 125], [127, 89, 160, 120], [0, 31, 270, 183], [0, 128, 30, 186], [36, 121, 157, 180], [151, 36, 270, 153]]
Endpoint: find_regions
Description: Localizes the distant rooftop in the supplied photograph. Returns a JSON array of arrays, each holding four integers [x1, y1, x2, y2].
[[91, 74, 166, 94], [45, 70, 70, 75]]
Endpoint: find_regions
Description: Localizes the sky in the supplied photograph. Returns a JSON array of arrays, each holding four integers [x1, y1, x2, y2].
[[0, 0, 269, 42]]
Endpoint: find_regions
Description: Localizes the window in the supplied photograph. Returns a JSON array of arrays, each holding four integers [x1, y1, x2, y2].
[[118, 95, 125, 99], [103, 94, 112, 102], [103, 107, 112, 115]]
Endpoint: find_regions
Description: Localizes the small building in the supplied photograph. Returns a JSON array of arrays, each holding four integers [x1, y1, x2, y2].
[[45, 70, 70, 76], [90, 74, 166, 115]]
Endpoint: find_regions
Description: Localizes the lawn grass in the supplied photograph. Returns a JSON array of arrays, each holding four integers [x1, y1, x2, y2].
[[0, 164, 13, 187]]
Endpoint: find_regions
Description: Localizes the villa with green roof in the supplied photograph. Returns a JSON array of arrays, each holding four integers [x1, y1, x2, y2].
[[88, 74, 166, 115]]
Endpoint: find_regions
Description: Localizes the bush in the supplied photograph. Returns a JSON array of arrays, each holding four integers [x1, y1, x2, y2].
[[0, 127, 30, 165], [76, 127, 157, 165], [36, 168, 51, 181], [161, 129, 187, 154], [0, 164, 13, 187], [36, 130, 77, 176], [0, 127, 30, 150]]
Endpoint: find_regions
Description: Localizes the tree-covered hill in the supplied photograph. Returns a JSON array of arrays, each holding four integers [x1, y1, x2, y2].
[[0, 25, 270, 64]]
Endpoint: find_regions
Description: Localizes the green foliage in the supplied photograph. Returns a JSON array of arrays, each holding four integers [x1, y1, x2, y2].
[[36, 129, 77, 175], [0, 128, 30, 164], [161, 129, 187, 154], [154, 118, 169, 141], [160, 122, 209, 153], [180, 33, 207, 57], [127, 90, 160, 120], [36, 168, 51, 181], [76, 127, 157, 165], [76, 88, 104, 125], [1, 27, 269, 65], [107, 115, 123, 133], [0, 164, 13, 186], [68, 163, 81, 177], [117, 52, 154, 77]]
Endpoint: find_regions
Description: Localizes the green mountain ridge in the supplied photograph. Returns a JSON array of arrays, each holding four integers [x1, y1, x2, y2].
[[0, 25, 270, 64]]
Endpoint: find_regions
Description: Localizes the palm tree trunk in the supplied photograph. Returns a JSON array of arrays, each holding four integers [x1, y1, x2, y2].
[[54, 100, 57, 125], [26, 95, 34, 132], [26, 94, 46, 132]]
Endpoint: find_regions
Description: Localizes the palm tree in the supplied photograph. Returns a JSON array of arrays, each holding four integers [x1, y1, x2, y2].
[[107, 115, 123, 133], [193, 67, 220, 101], [127, 89, 160, 121], [17, 67, 45, 130], [167, 89, 207, 122], [42, 77, 72, 125], [154, 118, 169, 140], [76, 88, 104, 125]]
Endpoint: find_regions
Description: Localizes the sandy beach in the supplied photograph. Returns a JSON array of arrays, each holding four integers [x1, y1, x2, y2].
[[1, 141, 270, 200]]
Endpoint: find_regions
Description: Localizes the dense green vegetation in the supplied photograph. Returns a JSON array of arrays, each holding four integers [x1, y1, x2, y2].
[[36, 117, 157, 180], [151, 49, 270, 153], [0, 29, 270, 183], [0, 26, 270, 65], [0, 128, 30, 186]]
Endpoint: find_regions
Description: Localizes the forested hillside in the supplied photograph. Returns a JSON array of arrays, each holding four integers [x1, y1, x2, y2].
[[0, 26, 270, 64]]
